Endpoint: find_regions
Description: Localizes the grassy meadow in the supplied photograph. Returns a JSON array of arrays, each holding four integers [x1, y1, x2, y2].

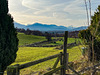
[[12, 46, 82, 74], [7, 32, 83, 74], [46, 38, 81, 46], [17, 32, 82, 46], [17, 33, 46, 46]]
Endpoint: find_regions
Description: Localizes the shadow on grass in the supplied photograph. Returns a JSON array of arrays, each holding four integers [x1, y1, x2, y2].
[[67, 45, 78, 49]]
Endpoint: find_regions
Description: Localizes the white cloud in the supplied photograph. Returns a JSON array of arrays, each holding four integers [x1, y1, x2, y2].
[[8, 0, 28, 12], [8, 0, 100, 27]]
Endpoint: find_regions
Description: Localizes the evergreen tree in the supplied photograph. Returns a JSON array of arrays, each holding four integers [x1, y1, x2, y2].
[[0, 0, 18, 74], [78, 5, 100, 61], [89, 5, 100, 37]]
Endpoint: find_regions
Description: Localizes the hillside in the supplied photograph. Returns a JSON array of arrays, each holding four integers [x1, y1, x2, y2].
[[17, 32, 81, 46], [17, 33, 46, 46]]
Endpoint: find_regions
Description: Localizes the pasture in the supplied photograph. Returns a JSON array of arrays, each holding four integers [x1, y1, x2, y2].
[[11, 46, 82, 74], [17, 33, 46, 46], [8, 32, 83, 75], [46, 38, 81, 46], [17, 32, 81, 46]]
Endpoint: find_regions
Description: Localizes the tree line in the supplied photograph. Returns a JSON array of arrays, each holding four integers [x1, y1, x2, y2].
[[16, 27, 79, 38], [16, 28, 64, 37]]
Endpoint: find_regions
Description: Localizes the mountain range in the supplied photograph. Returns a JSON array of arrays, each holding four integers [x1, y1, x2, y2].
[[14, 22, 88, 31]]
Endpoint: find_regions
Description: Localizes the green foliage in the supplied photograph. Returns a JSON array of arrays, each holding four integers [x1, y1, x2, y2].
[[89, 39, 100, 61], [0, 0, 18, 74], [17, 33, 46, 46], [0, 0, 8, 15], [79, 5, 100, 39], [88, 5, 100, 61], [78, 29, 92, 43], [78, 5, 100, 61], [89, 5, 100, 36]]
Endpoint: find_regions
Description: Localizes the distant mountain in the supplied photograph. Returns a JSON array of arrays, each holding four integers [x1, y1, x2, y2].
[[25, 23, 70, 31], [67, 25, 73, 30], [73, 26, 88, 31], [14, 22, 88, 31], [14, 22, 25, 28]]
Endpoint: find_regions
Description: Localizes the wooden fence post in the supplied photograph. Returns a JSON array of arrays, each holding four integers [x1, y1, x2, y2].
[[60, 52, 63, 75], [7, 64, 19, 75], [15, 64, 20, 75], [66, 53, 69, 69], [63, 31, 68, 75]]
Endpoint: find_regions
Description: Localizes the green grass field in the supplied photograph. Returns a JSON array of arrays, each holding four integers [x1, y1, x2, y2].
[[17, 33, 81, 46], [11, 46, 82, 74], [10, 32, 83, 75], [46, 38, 81, 46], [17, 33, 46, 46]]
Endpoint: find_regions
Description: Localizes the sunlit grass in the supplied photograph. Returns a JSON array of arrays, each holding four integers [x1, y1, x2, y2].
[[46, 38, 82, 45], [17, 33, 46, 46], [11, 45, 82, 74], [12, 33, 83, 75], [17, 33, 82, 46]]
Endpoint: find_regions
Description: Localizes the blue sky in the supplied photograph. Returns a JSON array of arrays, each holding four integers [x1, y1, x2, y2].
[[8, 0, 100, 27]]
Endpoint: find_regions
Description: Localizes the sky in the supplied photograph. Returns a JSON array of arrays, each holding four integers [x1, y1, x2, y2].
[[8, 0, 100, 27]]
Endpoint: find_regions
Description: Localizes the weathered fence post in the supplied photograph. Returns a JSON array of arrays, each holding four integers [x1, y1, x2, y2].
[[60, 52, 63, 75], [7, 64, 19, 75], [63, 31, 68, 75], [66, 53, 69, 69]]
